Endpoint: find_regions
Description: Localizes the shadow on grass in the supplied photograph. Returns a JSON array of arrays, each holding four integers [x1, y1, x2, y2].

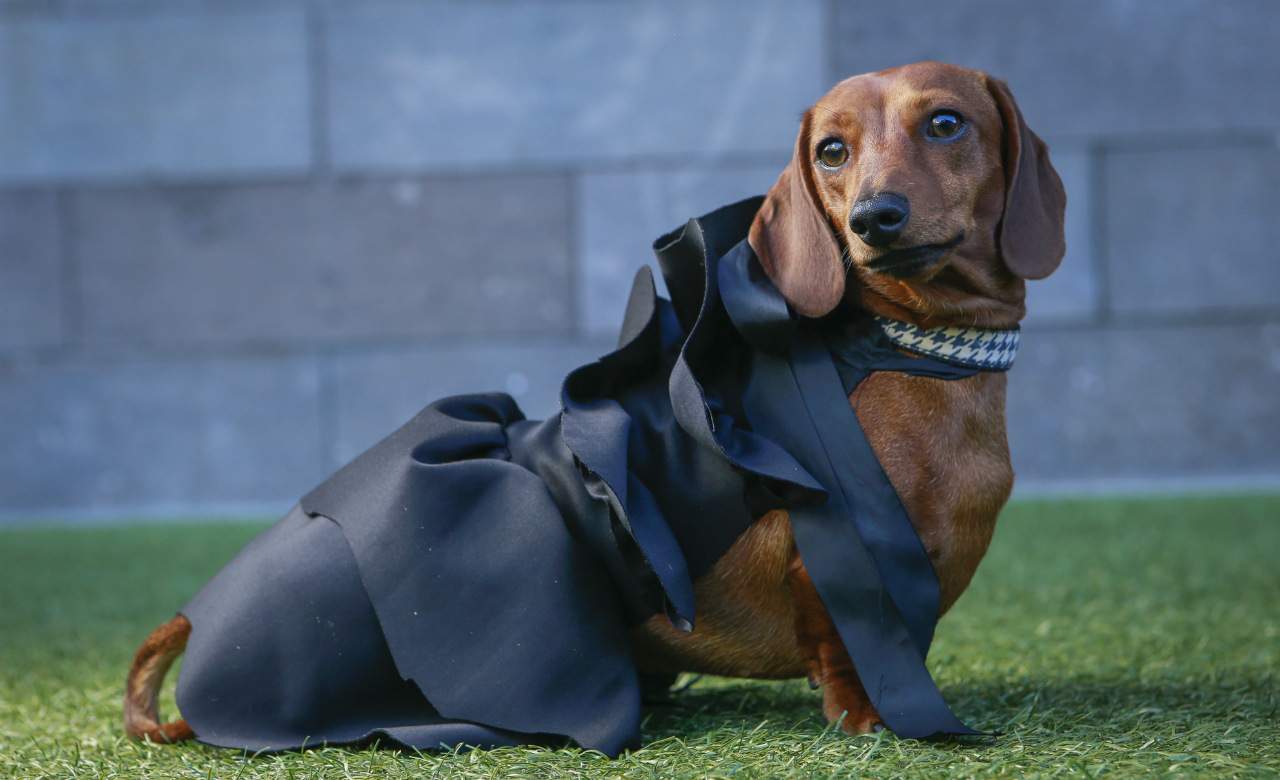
[[639, 673, 1278, 746], [123, 674, 1274, 765], [641, 680, 824, 741]]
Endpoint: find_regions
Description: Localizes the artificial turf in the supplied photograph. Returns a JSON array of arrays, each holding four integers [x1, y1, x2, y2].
[[1, 494, 1277, 778]]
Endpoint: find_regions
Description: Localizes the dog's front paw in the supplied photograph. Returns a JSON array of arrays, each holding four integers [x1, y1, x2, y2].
[[820, 670, 883, 735], [830, 706, 884, 736], [788, 555, 885, 736]]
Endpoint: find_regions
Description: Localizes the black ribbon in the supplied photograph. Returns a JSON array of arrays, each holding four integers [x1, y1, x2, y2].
[[719, 240, 983, 739]]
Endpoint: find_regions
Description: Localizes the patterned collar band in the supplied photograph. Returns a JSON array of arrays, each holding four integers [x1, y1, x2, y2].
[[874, 316, 1020, 371]]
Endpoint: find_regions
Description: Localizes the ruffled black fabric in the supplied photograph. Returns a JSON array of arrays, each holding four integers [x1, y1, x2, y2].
[[176, 196, 983, 757]]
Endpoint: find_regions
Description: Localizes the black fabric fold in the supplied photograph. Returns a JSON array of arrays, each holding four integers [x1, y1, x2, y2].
[[175, 195, 994, 757], [560, 267, 697, 628], [178, 505, 567, 753]]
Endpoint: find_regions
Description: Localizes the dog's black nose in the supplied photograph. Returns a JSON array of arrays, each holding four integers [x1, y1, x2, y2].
[[849, 193, 910, 247]]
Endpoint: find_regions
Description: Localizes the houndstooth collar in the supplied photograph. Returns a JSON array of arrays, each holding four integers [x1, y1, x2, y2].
[[874, 316, 1020, 371]]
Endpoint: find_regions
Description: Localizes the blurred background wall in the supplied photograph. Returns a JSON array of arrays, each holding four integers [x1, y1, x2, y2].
[[1, 0, 1277, 521]]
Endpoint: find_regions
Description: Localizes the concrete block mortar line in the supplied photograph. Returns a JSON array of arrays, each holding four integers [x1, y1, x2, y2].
[[1092, 129, 1280, 154], [2, 133, 1263, 192], [54, 186, 80, 352], [823, 0, 841, 86], [1088, 140, 1111, 326], [0, 168, 316, 192], [567, 170, 583, 338], [316, 131, 1276, 181], [317, 348, 340, 473], [4, 314, 1276, 373], [324, 151, 794, 182], [0, 153, 787, 193], [1019, 307, 1280, 335], [6, 473, 1276, 528], [0, 329, 619, 368], [7, 306, 1279, 368], [0, 1, 306, 22], [1010, 473, 1280, 501], [305, 0, 331, 177]]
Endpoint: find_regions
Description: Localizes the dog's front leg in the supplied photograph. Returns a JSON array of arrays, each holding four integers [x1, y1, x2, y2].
[[786, 554, 882, 734]]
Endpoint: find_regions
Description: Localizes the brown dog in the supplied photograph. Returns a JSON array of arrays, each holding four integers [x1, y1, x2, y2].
[[629, 60, 1064, 733], [125, 60, 1064, 743]]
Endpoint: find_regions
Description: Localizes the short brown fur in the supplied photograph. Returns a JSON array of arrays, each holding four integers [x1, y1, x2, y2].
[[123, 614, 194, 743]]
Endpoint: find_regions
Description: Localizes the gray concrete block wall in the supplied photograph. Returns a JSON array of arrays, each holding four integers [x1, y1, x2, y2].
[[1103, 141, 1280, 317], [325, 1, 826, 171], [71, 175, 574, 348], [830, 0, 1280, 136], [576, 163, 785, 336], [1023, 148, 1097, 325], [0, 9, 311, 180], [0, 354, 324, 512], [330, 341, 605, 465], [0, 0, 1276, 519], [0, 189, 63, 349], [1008, 323, 1280, 484]]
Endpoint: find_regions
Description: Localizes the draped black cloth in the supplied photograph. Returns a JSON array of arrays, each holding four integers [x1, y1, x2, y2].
[[176, 197, 990, 757]]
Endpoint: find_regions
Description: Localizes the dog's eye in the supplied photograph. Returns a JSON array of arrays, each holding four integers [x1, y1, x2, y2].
[[926, 110, 966, 140], [815, 138, 848, 169]]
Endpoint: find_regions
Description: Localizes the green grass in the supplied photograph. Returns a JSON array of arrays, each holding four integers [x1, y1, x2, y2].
[[1, 495, 1277, 778]]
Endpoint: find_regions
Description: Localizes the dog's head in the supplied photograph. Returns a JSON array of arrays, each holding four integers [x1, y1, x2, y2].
[[749, 61, 1066, 326]]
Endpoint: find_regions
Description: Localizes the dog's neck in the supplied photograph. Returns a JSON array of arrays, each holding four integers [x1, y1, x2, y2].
[[827, 215, 1030, 332], [835, 248, 1026, 369], [846, 253, 1028, 332]]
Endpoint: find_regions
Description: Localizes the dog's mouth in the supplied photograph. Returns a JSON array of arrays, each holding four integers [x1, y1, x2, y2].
[[864, 234, 964, 279]]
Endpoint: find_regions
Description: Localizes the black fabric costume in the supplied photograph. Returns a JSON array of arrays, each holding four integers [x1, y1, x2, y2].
[[177, 197, 997, 756]]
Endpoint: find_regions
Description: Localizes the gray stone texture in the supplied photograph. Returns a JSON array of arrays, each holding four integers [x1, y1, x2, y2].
[[71, 176, 572, 349], [831, 0, 1280, 137], [0, 354, 324, 513], [1008, 322, 1280, 481], [0, 188, 63, 349], [326, 1, 825, 171], [577, 164, 785, 337], [1103, 141, 1280, 318], [1, 1, 1278, 517], [0, 1, 275, 14], [0, 9, 309, 181], [329, 341, 608, 466]]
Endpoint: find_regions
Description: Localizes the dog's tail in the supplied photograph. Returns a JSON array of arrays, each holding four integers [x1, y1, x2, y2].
[[123, 614, 195, 743]]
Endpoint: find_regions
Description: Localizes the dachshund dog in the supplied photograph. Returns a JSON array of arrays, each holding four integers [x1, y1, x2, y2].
[[125, 60, 1063, 743], [629, 60, 1064, 733]]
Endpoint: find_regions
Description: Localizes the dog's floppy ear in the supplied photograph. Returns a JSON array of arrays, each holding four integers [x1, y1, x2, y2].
[[748, 110, 846, 317], [986, 76, 1066, 280]]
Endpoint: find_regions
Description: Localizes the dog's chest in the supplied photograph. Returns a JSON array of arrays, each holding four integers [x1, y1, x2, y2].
[[855, 370, 1013, 612], [630, 371, 1012, 677]]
